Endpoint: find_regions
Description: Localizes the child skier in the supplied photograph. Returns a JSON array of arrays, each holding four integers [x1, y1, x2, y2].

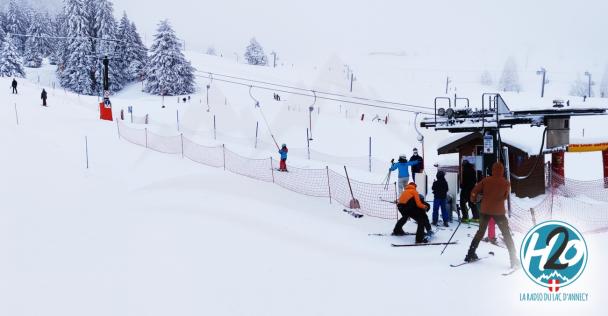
[[278, 144, 288, 172], [393, 182, 431, 243], [431, 170, 450, 227], [388, 155, 420, 192]]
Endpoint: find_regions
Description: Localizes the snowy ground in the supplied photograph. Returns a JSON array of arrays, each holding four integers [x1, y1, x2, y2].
[[1, 57, 606, 315]]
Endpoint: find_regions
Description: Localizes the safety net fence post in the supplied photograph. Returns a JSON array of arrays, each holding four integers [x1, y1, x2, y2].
[[271, 158, 330, 198], [147, 130, 182, 154], [117, 120, 147, 147], [224, 149, 274, 182], [327, 169, 398, 220], [182, 136, 224, 168], [510, 170, 608, 235]]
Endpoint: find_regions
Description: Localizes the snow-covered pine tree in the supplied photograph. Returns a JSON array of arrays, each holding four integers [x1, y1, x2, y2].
[[40, 12, 54, 57], [244, 37, 267, 66], [0, 11, 7, 41], [480, 70, 493, 86], [91, 0, 122, 94], [570, 75, 593, 98], [0, 35, 26, 77], [5, 0, 27, 53], [144, 20, 194, 95], [127, 21, 147, 81], [115, 13, 147, 83], [59, 0, 95, 95], [23, 13, 49, 68], [0, 24, 6, 42], [498, 57, 521, 92], [49, 11, 67, 65], [206, 46, 217, 56]]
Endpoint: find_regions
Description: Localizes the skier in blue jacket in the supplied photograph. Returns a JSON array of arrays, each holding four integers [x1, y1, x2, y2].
[[389, 155, 420, 192], [278, 144, 288, 171]]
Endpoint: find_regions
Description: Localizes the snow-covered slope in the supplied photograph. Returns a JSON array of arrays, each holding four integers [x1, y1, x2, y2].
[[1, 57, 606, 316]]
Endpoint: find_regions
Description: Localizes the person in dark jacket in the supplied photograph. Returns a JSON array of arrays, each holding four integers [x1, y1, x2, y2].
[[460, 160, 479, 222], [431, 170, 450, 227], [464, 162, 518, 267], [409, 148, 424, 181], [41, 89, 48, 106], [278, 144, 288, 172], [11, 78, 18, 94], [393, 182, 431, 243]]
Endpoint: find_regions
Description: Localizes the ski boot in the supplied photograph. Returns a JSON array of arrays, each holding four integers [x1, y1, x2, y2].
[[464, 250, 479, 262], [416, 237, 429, 244]]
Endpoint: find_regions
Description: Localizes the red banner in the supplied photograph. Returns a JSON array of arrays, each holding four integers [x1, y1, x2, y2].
[[99, 102, 113, 121]]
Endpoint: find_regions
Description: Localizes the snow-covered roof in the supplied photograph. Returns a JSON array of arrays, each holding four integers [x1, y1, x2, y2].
[[436, 132, 473, 149], [499, 92, 608, 113], [437, 127, 545, 156], [499, 126, 545, 155]]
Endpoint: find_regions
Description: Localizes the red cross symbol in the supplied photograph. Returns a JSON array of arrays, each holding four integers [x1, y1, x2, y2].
[[548, 279, 560, 292]]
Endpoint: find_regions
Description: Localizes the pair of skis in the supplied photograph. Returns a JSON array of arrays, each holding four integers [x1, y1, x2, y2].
[[370, 232, 456, 247], [449, 251, 518, 276]]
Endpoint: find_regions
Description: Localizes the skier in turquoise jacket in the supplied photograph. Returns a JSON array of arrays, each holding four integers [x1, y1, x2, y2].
[[389, 155, 420, 192]]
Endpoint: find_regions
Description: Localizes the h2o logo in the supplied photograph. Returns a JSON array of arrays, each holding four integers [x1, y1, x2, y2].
[[520, 221, 588, 291]]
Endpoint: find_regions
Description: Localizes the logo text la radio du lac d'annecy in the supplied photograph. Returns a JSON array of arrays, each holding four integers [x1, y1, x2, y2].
[[519, 220, 589, 302]]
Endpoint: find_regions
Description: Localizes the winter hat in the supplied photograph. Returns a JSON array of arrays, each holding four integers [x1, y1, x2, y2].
[[437, 170, 445, 179], [413, 148, 418, 154], [281, 143, 287, 148], [398, 154, 407, 162]]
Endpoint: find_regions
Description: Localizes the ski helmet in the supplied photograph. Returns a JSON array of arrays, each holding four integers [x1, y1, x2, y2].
[[281, 143, 287, 148]]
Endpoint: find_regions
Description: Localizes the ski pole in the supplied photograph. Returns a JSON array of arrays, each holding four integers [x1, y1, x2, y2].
[[440, 220, 462, 255], [379, 197, 397, 204]]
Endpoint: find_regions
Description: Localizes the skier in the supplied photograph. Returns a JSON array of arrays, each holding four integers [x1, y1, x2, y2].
[[464, 162, 518, 267], [392, 182, 431, 243], [460, 160, 479, 222], [278, 144, 288, 172], [41, 89, 47, 106], [11, 78, 18, 94], [409, 148, 424, 182], [431, 170, 450, 227], [388, 155, 420, 192]]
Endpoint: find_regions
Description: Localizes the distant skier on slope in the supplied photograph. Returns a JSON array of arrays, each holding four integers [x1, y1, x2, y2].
[[278, 144, 288, 172], [392, 182, 431, 243], [409, 148, 424, 181], [41, 89, 48, 106], [11, 78, 18, 94], [389, 155, 420, 192], [464, 162, 518, 267], [431, 170, 450, 227]]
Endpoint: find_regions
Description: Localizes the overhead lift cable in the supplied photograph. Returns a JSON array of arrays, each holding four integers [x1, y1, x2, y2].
[[194, 74, 434, 115], [196, 70, 434, 111]]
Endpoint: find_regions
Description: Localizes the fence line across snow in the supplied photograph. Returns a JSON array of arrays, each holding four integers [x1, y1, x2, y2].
[[117, 120, 399, 219], [116, 120, 608, 233]]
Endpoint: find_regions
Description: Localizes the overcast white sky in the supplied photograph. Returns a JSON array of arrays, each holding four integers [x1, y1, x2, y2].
[[107, 0, 608, 66], [4, 0, 608, 71]]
